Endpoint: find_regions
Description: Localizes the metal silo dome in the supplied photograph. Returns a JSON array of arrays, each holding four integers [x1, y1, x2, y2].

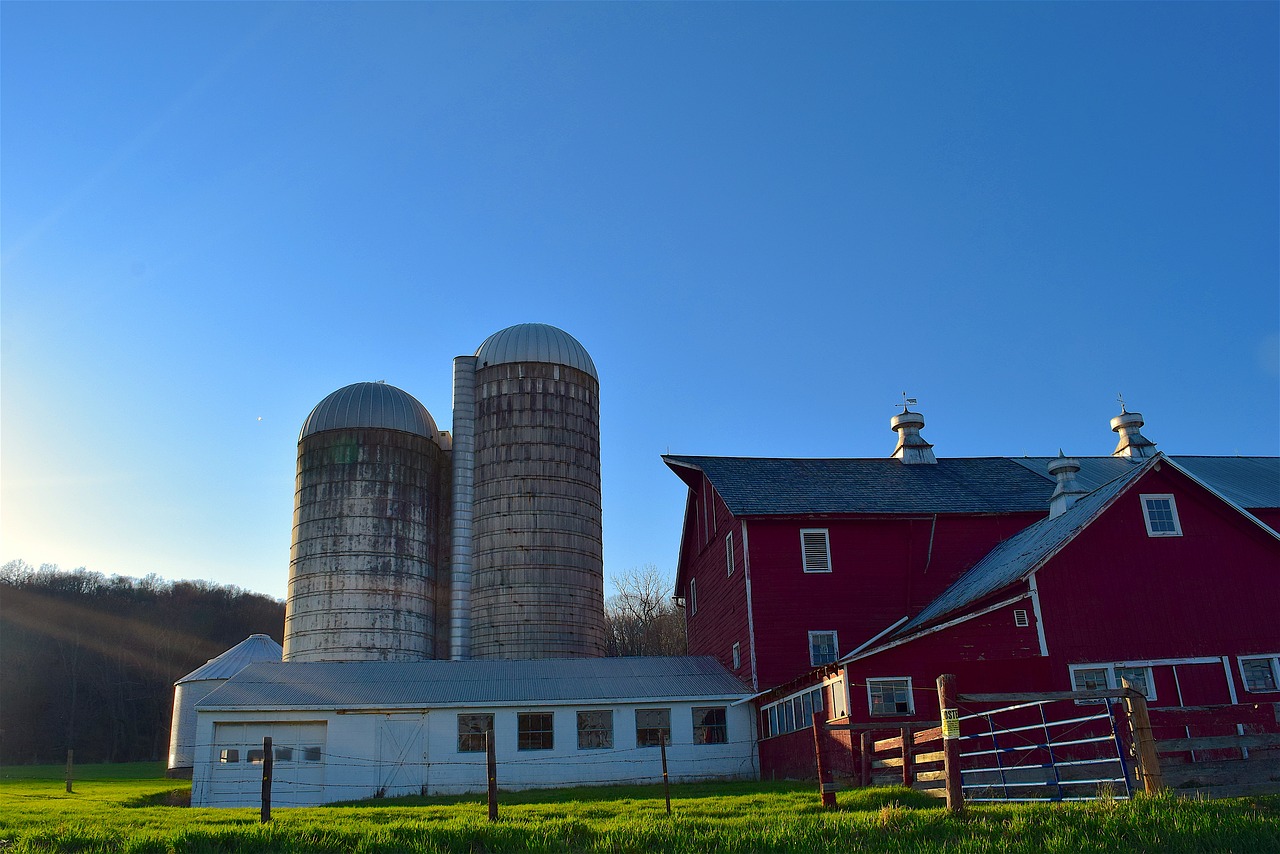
[[299, 381, 439, 441], [475, 323, 598, 380]]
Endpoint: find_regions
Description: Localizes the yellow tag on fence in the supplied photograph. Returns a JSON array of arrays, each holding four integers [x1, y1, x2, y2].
[[942, 708, 960, 739]]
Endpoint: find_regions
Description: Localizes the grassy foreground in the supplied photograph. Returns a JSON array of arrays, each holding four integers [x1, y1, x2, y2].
[[1, 762, 1278, 852]]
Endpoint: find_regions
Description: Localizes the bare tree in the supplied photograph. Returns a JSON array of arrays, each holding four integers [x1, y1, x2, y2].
[[604, 565, 686, 657]]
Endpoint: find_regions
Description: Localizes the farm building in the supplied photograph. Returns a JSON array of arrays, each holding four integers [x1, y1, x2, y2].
[[190, 657, 755, 806], [662, 407, 1280, 779]]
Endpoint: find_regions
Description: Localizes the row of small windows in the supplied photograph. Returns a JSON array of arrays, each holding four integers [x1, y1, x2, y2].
[[220, 745, 322, 764], [457, 708, 728, 752], [1070, 657, 1280, 700]]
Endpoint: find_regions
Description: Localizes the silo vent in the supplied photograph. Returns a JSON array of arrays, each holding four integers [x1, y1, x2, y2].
[[1110, 405, 1157, 460], [1047, 451, 1089, 518], [890, 404, 937, 464]]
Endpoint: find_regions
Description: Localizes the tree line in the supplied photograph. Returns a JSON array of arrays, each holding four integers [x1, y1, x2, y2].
[[0, 560, 686, 766]]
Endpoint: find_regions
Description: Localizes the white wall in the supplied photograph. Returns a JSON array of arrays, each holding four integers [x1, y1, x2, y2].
[[193, 699, 757, 807]]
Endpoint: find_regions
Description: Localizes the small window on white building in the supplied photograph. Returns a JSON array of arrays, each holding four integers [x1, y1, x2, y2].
[[1140, 494, 1182, 537], [274, 746, 293, 763], [458, 714, 494, 753], [636, 708, 671, 747], [689, 577, 698, 615], [577, 710, 613, 749], [219, 749, 239, 764], [800, 529, 832, 573], [868, 678, 913, 716], [732, 641, 741, 669], [1240, 656, 1280, 693], [247, 749, 265, 765], [517, 713, 554, 750], [692, 707, 728, 744], [726, 532, 734, 576], [809, 631, 838, 666], [303, 746, 322, 762]]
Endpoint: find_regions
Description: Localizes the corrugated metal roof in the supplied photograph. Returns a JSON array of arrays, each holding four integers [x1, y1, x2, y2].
[[664, 456, 1055, 515], [199, 656, 750, 710], [892, 464, 1147, 636], [176, 634, 283, 685], [474, 323, 598, 380], [665, 454, 1279, 517], [299, 382, 439, 440]]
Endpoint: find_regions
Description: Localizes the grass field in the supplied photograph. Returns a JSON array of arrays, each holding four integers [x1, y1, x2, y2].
[[2, 762, 1278, 852]]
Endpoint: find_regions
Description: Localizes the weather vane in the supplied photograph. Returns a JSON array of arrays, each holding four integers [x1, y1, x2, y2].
[[1117, 392, 1126, 413], [899, 391, 918, 410]]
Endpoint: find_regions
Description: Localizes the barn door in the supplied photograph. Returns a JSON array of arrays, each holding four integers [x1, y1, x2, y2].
[[377, 714, 427, 796]]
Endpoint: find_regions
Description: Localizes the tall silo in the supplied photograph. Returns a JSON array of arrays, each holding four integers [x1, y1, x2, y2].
[[284, 381, 450, 662], [167, 634, 282, 777], [459, 322, 607, 659]]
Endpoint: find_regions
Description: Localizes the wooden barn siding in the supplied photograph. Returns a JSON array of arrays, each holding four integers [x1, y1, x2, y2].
[[680, 476, 753, 682], [741, 513, 1042, 689], [1036, 464, 1280, 664], [757, 720, 857, 782]]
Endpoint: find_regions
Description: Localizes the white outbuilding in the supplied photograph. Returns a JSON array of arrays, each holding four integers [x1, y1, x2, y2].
[[191, 656, 756, 807]]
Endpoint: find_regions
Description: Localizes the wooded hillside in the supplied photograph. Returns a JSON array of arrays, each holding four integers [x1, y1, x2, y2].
[[0, 561, 285, 765]]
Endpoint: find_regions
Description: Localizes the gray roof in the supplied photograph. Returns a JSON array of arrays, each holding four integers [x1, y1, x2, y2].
[[475, 323, 598, 380], [664, 456, 1055, 515], [665, 454, 1279, 516], [1010, 456, 1279, 509], [892, 465, 1147, 637], [300, 382, 439, 441], [198, 656, 749, 710], [177, 634, 283, 685]]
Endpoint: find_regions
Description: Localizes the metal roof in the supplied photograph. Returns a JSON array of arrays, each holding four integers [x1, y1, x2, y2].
[[299, 382, 439, 441], [1010, 456, 1280, 509], [198, 656, 750, 710], [663, 456, 1055, 515], [176, 634, 283, 685], [474, 323, 598, 380], [665, 454, 1280, 516]]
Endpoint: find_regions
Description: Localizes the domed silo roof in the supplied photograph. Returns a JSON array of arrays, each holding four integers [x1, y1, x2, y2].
[[299, 381, 439, 441], [475, 323, 597, 380], [176, 634, 284, 685]]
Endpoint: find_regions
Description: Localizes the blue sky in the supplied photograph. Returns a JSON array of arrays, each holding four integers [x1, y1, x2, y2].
[[3, 2, 1276, 600]]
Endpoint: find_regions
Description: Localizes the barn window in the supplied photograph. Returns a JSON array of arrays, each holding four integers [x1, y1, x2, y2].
[[303, 746, 322, 762], [517, 713, 554, 750], [1140, 494, 1182, 537], [809, 631, 838, 666], [457, 714, 494, 752], [636, 708, 671, 747], [867, 678, 913, 716], [1240, 656, 1280, 693], [219, 749, 239, 764], [577, 710, 613, 749], [732, 641, 741, 669], [726, 532, 734, 576], [1070, 664, 1156, 702], [247, 749, 265, 765], [1114, 667, 1153, 698], [689, 577, 698, 615], [800, 529, 832, 573], [274, 746, 293, 763], [692, 707, 728, 744]]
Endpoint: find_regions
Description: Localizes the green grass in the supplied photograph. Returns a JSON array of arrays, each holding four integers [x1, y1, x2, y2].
[[1, 763, 1278, 852]]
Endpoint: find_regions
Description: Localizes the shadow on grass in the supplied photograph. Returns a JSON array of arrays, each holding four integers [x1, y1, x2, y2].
[[123, 788, 192, 807]]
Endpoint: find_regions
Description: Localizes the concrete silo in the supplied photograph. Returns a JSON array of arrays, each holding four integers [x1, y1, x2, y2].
[[167, 634, 282, 777], [453, 323, 607, 659], [284, 381, 451, 662]]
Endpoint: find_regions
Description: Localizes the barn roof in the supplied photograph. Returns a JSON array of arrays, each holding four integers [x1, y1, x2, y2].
[[663, 454, 1279, 516], [198, 656, 750, 711]]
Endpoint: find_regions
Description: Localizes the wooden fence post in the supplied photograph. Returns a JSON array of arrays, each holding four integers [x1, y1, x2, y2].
[[1120, 679, 1163, 794], [812, 712, 836, 808], [260, 736, 272, 823], [660, 734, 672, 815], [65, 749, 73, 794], [486, 729, 499, 821], [900, 727, 913, 788], [859, 731, 871, 788], [936, 674, 963, 813]]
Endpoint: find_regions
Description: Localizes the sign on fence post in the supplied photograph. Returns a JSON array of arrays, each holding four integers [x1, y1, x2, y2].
[[812, 712, 836, 808], [1120, 678, 1163, 794], [936, 674, 964, 813]]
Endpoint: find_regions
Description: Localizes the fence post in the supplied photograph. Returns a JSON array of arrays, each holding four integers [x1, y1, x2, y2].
[[812, 712, 837, 808], [899, 727, 913, 787], [486, 729, 498, 821], [660, 734, 672, 815], [936, 674, 963, 813], [65, 749, 73, 793], [859, 731, 872, 788], [1120, 680, 1163, 794], [260, 737, 272, 823]]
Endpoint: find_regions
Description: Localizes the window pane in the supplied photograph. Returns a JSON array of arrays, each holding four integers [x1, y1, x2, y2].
[[577, 710, 613, 750], [247, 749, 264, 765], [769, 706, 779, 737], [517, 713, 554, 751], [810, 632, 837, 665], [274, 746, 293, 762], [801, 691, 813, 723], [693, 707, 728, 744], [1072, 668, 1110, 693], [458, 714, 495, 753], [1243, 658, 1279, 692], [303, 746, 322, 762], [219, 749, 239, 764], [636, 708, 671, 747], [1114, 667, 1150, 697], [869, 679, 911, 716]]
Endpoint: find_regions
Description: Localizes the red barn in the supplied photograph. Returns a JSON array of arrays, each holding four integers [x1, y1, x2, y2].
[[662, 408, 1279, 775]]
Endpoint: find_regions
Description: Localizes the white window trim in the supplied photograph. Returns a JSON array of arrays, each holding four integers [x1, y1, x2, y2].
[[866, 677, 915, 717], [689, 577, 697, 616], [1237, 654, 1280, 693], [725, 532, 734, 576], [760, 685, 825, 739], [1013, 609, 1029, 628], [731, 641, 741, 670], [1068, 662, 1157, 701], [1140, 493, 1183, 537], [808, 630, 839, 666], [800, 528, 832, 573]]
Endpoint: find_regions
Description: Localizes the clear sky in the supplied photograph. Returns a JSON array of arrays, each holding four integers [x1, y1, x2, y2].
[[2, 2, 1277, 601]]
